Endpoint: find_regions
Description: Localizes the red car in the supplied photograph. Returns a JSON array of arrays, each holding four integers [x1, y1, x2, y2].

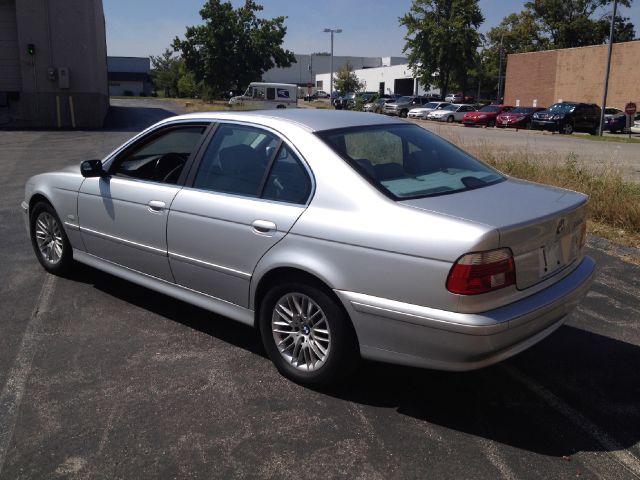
[[496, 107, 546, 129], [463, 105, 514, 127]]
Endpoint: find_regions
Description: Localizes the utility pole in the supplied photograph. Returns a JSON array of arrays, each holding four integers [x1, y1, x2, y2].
[[598, 0, 618, 136], [323, 28, 342, 99], [496, 34, 504, 104]]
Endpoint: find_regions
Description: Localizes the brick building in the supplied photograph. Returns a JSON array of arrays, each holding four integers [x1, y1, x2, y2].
[[503, 40, 640, 110]]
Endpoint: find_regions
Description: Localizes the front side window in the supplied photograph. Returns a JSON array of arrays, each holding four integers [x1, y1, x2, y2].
[[111, 125, 207, 184], [193, 124, 311, 204], [318, 124, 504, 200]]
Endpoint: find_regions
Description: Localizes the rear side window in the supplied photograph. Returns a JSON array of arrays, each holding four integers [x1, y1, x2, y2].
[[318, 124, 504, 200], [193, 124, 311, 204]]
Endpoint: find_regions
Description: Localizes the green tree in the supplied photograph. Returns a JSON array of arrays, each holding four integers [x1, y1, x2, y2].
[[172, 0, 296, 98], [177, 70, 199, 98], [150, 48, 183, 97], [400, 0, 484, 98], [524, 0, 634, 48], [333, 62, 364, 93]]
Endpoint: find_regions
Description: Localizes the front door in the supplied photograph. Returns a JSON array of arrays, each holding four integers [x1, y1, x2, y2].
[[78, 123, 209, 281]]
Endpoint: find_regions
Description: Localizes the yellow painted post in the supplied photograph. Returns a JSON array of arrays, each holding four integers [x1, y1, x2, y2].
[[68, 96, 76, 128], [55, 95, 61, 128]]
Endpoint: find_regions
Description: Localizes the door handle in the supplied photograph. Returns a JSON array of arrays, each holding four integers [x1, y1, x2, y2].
[[147, 200, 166, 213], [252, 220, 277, 235]]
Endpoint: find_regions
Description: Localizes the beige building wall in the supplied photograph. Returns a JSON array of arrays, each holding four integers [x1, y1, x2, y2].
[[504, 40, 640, 110], [1, 0, 108, 128]]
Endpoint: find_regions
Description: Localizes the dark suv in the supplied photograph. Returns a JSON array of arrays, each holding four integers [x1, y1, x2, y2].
[[532, 102, 602, 134]]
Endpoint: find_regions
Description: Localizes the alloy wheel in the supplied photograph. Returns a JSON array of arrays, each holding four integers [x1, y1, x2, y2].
[[271, 292, 331, 372], [34, 212, 64, 265]]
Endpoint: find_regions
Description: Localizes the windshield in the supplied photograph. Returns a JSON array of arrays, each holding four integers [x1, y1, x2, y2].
[[442, 104, 458, 111], [396, 96, 412, 103], [509, 107, 536, 114], [548, 103, 576, 113], [423, 102, 440, 109], [317, 124, 504, 200], [479, 105, 501, 113]]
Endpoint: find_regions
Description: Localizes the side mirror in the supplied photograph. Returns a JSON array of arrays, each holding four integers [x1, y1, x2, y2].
[[80, 159, 106, 178]]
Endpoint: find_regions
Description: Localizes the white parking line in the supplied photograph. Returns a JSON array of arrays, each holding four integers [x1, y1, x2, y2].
[[501, 364, 640, 479], [0, 274, 56, 475]]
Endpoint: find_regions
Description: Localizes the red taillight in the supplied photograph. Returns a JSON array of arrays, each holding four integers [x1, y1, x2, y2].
[[446, 248, 516, 295]]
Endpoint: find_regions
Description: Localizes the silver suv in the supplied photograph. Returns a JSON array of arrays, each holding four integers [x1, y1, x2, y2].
[[383, 96, 430, 118]]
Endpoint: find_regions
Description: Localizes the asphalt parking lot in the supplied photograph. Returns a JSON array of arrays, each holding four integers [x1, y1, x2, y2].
[[1, 99, 640, 479]]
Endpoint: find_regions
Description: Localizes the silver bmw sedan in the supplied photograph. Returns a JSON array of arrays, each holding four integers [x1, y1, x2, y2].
[[22, 109, 595, 386]]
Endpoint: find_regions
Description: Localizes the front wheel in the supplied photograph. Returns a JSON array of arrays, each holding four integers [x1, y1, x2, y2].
[[30, 202, 73, 275], [488, 119, 496, 128], [446, 115, 454, 123], [400, 109, 408, 118], [259, 282, 359, 386]]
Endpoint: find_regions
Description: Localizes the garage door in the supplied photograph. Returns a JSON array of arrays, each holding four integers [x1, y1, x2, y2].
[[0, 0, 21, 91], [393, 78, 414, 96]]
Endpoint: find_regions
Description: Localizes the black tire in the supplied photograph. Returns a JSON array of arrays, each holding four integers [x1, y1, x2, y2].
[[259, 281, 359, 386], [488, 119, 496, 128], [400, 109, 408, 118], [30, 201, 73, 275], [561, 122, 574, 135], [446, 115, 454, 123]]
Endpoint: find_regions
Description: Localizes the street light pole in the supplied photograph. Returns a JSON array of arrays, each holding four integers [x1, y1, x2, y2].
[[599, 0, 618, 136], [323, 28, 342, 99]]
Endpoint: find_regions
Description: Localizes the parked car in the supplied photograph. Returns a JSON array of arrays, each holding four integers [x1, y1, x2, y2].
[[333, 92, 356, 110], [316, 90, 329, 99], [605, 113, 627, 133], [364, 97, 394, 113], [23, 110, 595, 387], [407, 101, 449, 119], [463, 104, 515, 128], [383, 96, 432, 118], [445, 93, 474, 103], [496, 107, 546, 130], [427, 103, 477, 122], [532, 102, 602, 134], [604, 107, 623, 120], [631, 116, 640, 134], [357, 92, 377, 104]]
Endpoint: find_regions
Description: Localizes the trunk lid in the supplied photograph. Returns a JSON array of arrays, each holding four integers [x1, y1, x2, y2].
[[402, 179, 588, 289]]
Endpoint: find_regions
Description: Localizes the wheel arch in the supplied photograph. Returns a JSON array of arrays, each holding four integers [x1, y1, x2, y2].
[[251, 266, 359, 348]]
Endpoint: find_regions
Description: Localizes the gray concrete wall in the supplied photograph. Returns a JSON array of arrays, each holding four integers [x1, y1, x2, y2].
[[1, 0, 109, 128]]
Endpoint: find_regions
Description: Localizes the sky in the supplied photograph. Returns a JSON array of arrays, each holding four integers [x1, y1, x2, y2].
[[104, 0, 640, 58]]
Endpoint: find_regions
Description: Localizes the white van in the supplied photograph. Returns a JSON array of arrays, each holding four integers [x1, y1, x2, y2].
[[229, 82, 298, 109]]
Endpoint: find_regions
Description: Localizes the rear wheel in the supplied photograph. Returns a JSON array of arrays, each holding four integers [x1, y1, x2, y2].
[[259, 282, 359, 386], [30, 202, 73, 275], [446, 115, 454, 123]]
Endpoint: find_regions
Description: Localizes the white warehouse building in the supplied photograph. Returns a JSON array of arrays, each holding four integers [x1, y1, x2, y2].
[[315, 63, 439, 97], [263, 55, 409, 86]]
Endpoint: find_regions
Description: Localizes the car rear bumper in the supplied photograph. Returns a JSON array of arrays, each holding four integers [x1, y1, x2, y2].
[[335, 255, 596, 371]]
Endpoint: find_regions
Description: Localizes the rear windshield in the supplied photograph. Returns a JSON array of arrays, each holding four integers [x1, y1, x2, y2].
[[317, 124, 504, 200], [549, 103, 576, 113]]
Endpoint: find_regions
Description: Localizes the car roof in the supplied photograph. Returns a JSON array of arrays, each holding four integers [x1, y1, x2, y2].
[[168, 109, 403, 133]]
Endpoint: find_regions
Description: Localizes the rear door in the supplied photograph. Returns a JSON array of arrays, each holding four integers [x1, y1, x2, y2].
[[167, 122, 313, 307]]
